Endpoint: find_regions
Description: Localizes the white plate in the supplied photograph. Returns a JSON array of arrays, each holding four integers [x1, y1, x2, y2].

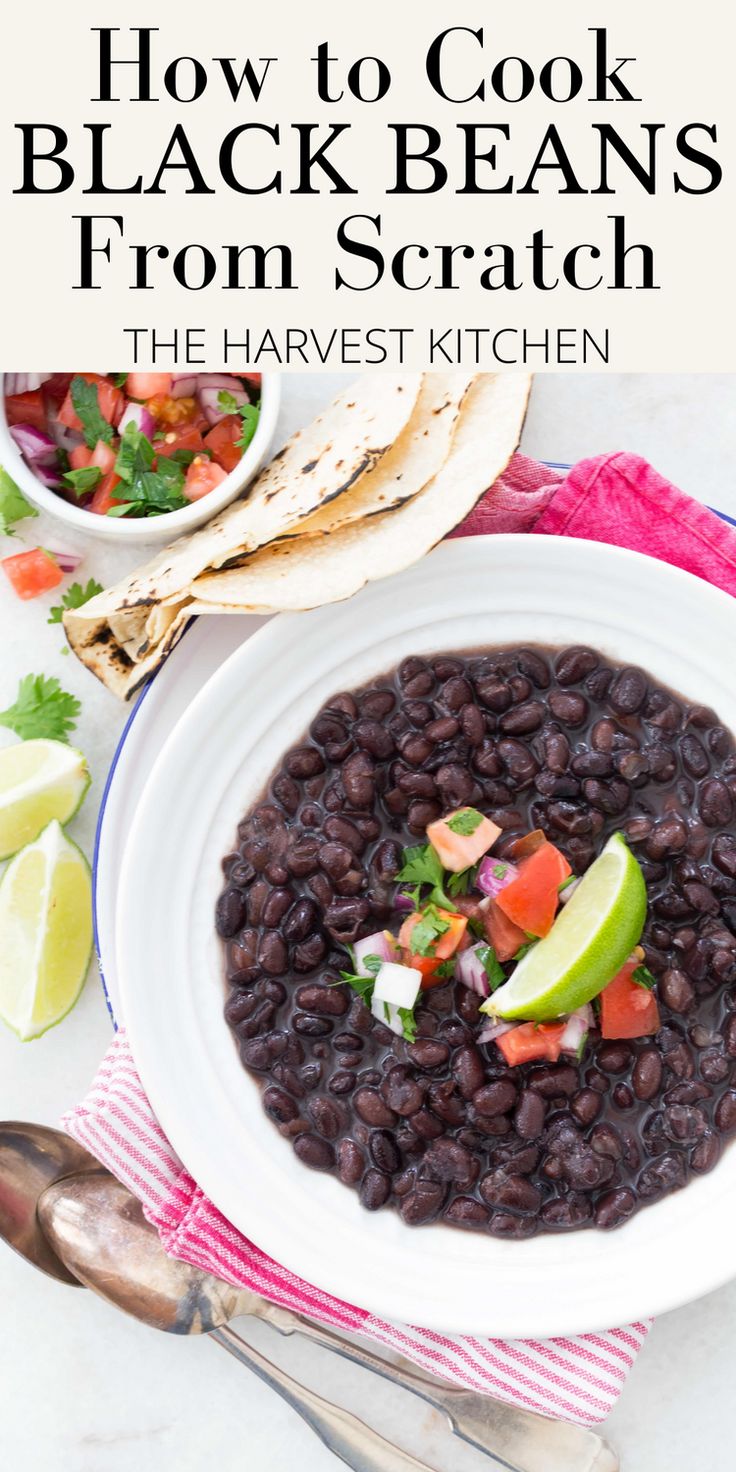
[[115, 534, 736, 1338]]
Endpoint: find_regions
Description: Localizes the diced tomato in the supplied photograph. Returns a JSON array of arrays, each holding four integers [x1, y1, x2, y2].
[[42, 373, 74, 404], [126, 373, 173, 402], [600, 961, 660, 1039], [57, 374, 124, 433], [2, 548, 63, 600], [184, 456, 228, 502], [496, 841, 572, 938], [240, 373, 261, 392], [426, 809, 501, 873], [91, 439, 116, 474], [147, 393, 200, 428], [496, 1021, 567, 1067], [204, 415, 244, 473], [155, 424, 207, 460], [482, 899, 528, 963], [5, 390, 47, 432], [399, 908, 468, 989], [89, 472, 124, 516], [69, 445, 93, 470]]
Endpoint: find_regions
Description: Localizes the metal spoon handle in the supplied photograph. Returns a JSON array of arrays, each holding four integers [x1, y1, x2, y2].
[[254, 1304, 618, 1472], [211, 1324, 446, 1472]]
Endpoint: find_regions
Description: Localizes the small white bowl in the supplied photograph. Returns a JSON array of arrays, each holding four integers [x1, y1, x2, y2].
[[0, 373, 281, 545]]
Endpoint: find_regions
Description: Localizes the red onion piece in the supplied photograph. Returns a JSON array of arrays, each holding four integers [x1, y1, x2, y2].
[[197, 374, 246, 394], [353, 930, 398, 974], [4, 373, 52, 396], [9, 423, 59, 467], [559, 1006, 594, 1055], [477, 856, 519, 900], [48, 416, 84, 455], [31, 463, 64, 490], [560, 877, 581, 906], [198, 384, 248, 427], [394, 889, 415, 912], [45, 546, 83, 574], [119, 401, 155, 438], [171, 374, 199, 399], [454, 943, 491, 997], [477, 1019, 515, 1044]]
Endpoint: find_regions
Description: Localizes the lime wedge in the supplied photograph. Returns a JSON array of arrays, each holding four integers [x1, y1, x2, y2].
[[488, 833, 647, 1023], [0, 819, 93, 1041], [0, 739, 90, 860]]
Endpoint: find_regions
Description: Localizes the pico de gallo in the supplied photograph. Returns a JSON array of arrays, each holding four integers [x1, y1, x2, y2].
[[3, 371, 261, 519], [339, 805, 657, 1063]]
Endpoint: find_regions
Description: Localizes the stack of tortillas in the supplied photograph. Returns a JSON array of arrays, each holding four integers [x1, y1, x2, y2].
[[65, 372, 531, 698]]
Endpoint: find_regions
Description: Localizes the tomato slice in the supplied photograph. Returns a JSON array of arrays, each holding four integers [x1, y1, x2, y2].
[[5, 390, 47, 432], [68, 445, 93, 470], [2, 548, 63, 600], [426, 809, 501, 873], [496, 1022, 567, 1067], [399, 909, 467, 989], [57, 374, 124, 433], [204, 415, 244, 473], [90, 472, 124, 515], [481, 899, 528, 962], [496, 841, 572, 938], [91, 439, 116, 474], [126, 372, 173, 401], [156, 424, 206, 459], [600, 961, 660, 1039], [184, 457, 228, 502]]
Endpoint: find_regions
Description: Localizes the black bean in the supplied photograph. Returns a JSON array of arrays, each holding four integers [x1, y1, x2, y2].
[[369, 1130, 400, 1174], [659, 968, 696, 1014], [354, 1088, 397, 1127], [381, 1066, 424, 1117], [596, 1042, 632, 1073], [712, 834, 736, 878], [427, 1080, 466, 1125], [408, 1039, 450, 1071], [548, 691, 589, 726], [442, 675, 474, 711], [514, 1090, 547, 1138], [594, 1188, 636, 1229], [215, 888, 248, 938], [308, 1096, 343, 1140], [543, 729, 571, 773], [498, 738, 538, 785], [460, 703, 485, 746], [399, 1179, 446, 1224], [337, 1139, 365, 1184], [473, 1079, 518, 1115], [341, 751, 375, 807], [609, 667, 647, 715], [517, 649, 550, 688], [422, 1138, 478, 1189], [632, 1048, 663, 1100], [571, 1089, 603, 1127], [690, 1133, 720, 1174], [480, 1171, 541, 1215], [452, 1045, 486, 1099], [444, 1197, 490, 1229], [500, 701, 546, 735], [699, 779, 734, 827], [715, 1092, 736, 1131], [476, 676, 512, 713], [359, 1169, 391, 1210], [295, 984, 348, 1017], [554, 646, 599, 685]]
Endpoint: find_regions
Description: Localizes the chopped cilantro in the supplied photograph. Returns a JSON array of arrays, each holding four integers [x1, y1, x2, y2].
[[113, 422, 189, 516], [433, 959, 457, 981], [0, 674, 80, 741], [492, 864, 509, 879], [446, 807, 484, 836], [48, 579, 104, 625], [0, 465, 37, 536], [447, 864, 477, 898], [575, 1030, 590, 1062], [217, 391, 260, 452], [476, 944, 506, 992], [398, 1006, 417, 1043], [70, 376, 114, 449], [513, 940, 537, 962], [110, 373, 128, 389], [396, 843, 450, 908], [558, 875, 577, 893], [408, 904, 450, 957], [63, 466, 102, 497], [632, 964, 657, 991]]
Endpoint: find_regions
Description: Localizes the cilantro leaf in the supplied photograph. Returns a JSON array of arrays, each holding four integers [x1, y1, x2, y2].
[[114, 422, 189, 515], [63, 466, 102, 497], [0, 674, 80, 741], [446, 807, 484, 836], [447, 864, 477, 898], [632, 964, 657, 991], [70, 376, 114, 449], [433, 958, 457, 981], [398, 1006, 417, 1043], [337, 952, 383, 1003], [513, 940, 537, 962], [476, 944, 506, 992], [408, 904, 450, 957], [110, 373, 128, 389], [217, 391, 240, 414], [397, 843, 451, 908], [217, 392, 260, 452], [48, 579, 104, 625], [0, 465, 38, 536]]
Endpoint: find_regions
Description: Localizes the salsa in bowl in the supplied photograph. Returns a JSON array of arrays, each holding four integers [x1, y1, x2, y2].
[[0, 371, 281, 544]]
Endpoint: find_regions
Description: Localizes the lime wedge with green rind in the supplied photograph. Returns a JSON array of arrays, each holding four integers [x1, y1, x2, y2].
[[486, 832, 647, 1023], [0, 819, 92, 1041], [0, 739, 90, 860]]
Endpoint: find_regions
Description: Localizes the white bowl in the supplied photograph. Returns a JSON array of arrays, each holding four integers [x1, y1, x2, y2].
[[0, 373, 281, 544], [116, 535, 736, 1337]]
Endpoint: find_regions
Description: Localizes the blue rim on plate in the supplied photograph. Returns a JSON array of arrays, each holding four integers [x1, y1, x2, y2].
[[92, 486, 736, 1027]]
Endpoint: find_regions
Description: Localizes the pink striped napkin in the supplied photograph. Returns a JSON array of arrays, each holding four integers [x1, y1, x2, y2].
[[65, 447, 736, 1426]]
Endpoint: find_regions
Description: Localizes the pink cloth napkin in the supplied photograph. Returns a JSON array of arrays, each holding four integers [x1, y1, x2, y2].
[[63, 451, 736, 1426]]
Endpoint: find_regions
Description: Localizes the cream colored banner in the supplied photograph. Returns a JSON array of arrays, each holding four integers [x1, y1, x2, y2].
[[1, 0, 734, 369]]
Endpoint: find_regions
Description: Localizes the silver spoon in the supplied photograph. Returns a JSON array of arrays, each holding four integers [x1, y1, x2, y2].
[[0, 1120, 101, 1285], [39, 1170, 618, 1472]]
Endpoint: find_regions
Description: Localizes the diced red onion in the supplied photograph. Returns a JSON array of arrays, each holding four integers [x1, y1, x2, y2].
[[477, 856, 518, 900], [559, 1005, 594, 1055], [118, 400, 155, 438], [395, 889, 415, 912], [48, 416, 84, 454], [197, 374, 246, 394], [4, 373, 52, 396], [353, 930, 398, 974], [45, 546, 83, 574], [560, 877, 581, 906], [198, 384, 247, 427], [9, 423, 59, 467], [31, 463, 64, 490], [171, 374, 199, 399], [454, 943, 490, 997], [477, 1019, 515, 1044]]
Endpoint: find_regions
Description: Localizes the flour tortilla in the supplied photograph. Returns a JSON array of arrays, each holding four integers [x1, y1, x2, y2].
[[192, 374, 531, 613]]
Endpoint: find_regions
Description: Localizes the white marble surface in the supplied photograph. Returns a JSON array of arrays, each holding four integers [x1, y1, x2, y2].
[[1, 374, 735, 1472]]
